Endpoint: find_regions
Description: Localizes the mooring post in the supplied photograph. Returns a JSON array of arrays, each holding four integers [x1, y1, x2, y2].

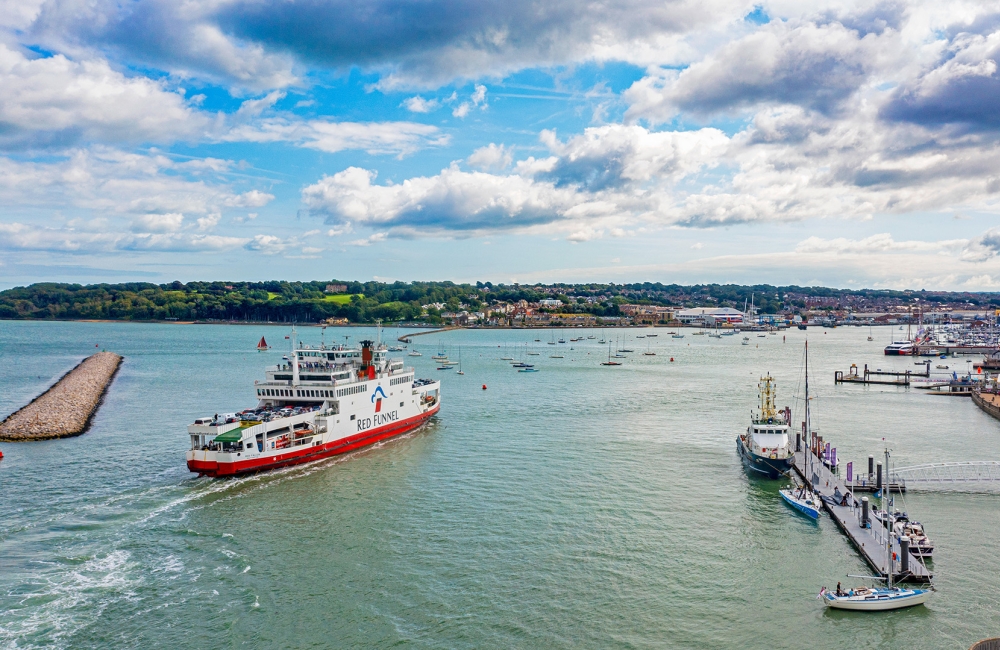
[[862, 497, 870, 527], [868, 455, 874, 478], [900, 536, 910, 574], [877, 462, 883, 490]]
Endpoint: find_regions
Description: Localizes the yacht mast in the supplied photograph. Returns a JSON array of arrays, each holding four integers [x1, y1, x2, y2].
[[805, 341, 811, 481], [885, 446, 893, 590]]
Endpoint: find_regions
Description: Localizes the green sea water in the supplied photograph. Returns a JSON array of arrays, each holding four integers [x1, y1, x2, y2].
[[1, 321, 998, 648]]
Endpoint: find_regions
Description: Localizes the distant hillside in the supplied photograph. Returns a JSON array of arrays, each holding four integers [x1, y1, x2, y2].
[[0, 280, 997, 324]]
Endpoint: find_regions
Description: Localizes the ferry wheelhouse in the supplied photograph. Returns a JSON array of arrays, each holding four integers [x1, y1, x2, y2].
[[737, 375, 794, 479], [186, 331, 440, 477]]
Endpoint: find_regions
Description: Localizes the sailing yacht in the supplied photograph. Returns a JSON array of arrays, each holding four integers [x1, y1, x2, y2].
[[822, 451, 932, 611]]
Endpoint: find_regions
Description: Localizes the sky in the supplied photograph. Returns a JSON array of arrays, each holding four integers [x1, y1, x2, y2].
[[4, 0, 1000, 290]]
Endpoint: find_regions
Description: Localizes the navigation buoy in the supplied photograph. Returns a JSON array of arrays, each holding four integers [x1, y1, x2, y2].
[[482, 384, 487, 390], [670, 357, 674, 362]]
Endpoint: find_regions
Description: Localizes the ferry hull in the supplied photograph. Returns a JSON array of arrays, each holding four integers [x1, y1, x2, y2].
[[737, 438, 793, 479], [188, 406, 438, 477]]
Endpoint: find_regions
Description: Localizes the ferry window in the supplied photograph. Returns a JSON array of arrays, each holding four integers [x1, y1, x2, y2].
[[400, 402, 404, 407], [350, 414, 355, 420]]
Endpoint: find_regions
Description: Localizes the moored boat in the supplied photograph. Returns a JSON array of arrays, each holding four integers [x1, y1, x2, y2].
[[737, 374, 794, 479], [884, 341, 915, 355], [822, 586, 931, 611], [186, 329, 440, 477], [779, 485, 821, 519]]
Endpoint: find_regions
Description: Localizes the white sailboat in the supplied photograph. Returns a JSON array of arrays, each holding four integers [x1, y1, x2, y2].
[[822, 447, 932, 611]]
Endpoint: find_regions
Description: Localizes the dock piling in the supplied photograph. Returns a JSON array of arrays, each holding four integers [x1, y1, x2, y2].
[[877, 462, 883, 490], [900, 536, 910, 573], [862, 497, 869, 527]]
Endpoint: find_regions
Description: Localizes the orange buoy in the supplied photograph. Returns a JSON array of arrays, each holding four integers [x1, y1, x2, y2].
[[482, 384, 487, 390]]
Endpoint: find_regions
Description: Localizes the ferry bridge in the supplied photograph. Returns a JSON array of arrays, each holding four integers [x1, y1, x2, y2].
[[890, 461, 1000, 489]]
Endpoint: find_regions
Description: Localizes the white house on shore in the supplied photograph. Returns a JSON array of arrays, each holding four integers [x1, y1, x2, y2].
[[676, 307, 744, 325]]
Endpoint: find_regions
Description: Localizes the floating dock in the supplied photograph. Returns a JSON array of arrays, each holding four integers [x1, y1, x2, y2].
[[835, 363, 929, 386], [792, 449, 932, 583], [0, 352, 122, 441]]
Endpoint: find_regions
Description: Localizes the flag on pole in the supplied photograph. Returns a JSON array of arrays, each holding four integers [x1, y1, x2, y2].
[[817, 587, 827, 599]]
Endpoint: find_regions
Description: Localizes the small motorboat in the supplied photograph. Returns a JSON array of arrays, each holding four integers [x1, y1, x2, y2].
[[742, 337, 750, 345], [672, 334, 684, 339], [936, 365, 948, 369], [518, 367, 539, 373], [550, 355, 564, 359], [893, 518, 934, 557], [437, 365, 453, 370], [408, 351, 422, 357], [779, 486, 820, 519], [822, 586, 931, 611], [601, 361, 622, 366]]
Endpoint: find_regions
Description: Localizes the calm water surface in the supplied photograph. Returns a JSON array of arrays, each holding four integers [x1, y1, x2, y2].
[[1, 322, 998, 648]]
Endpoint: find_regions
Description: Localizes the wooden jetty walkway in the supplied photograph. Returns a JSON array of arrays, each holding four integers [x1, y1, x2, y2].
[[835, 362, 929, 386], [0, 352, 122, 441], [792, 449, 932, 583]]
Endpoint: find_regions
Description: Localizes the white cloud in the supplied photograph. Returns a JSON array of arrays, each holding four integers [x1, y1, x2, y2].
[[467, 143, 512, 171], [403, 96, 439, 113], [0, 221, 248, 253], [452, 84, 488, 118], [624, 20, 893, 123], [0, 148, 274, 219], [795, 233, 968, 255], [225, 119, 450, 156], [196, 213, 221, 230], [0, 43, 208, 149], [348, 232, 388, 246], [131, 213, 184, 233]]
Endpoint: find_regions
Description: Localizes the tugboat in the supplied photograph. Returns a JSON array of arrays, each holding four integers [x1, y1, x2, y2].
[[737, 374, 794, 478], [185, 328, 441, 477]]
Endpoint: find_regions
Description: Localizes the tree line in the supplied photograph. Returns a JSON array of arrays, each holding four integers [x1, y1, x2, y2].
[[0, 280, 995, 324]]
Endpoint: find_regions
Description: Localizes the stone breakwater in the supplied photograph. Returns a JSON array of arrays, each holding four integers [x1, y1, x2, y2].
[[0, 352, 122, 441]]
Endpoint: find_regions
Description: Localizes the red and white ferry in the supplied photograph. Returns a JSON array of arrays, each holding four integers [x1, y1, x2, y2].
[[186, 331, 440, 477]]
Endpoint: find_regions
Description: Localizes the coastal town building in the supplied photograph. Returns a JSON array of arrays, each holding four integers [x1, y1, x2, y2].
[[676, 307, 744, 325], [619, 304, 676, 324]]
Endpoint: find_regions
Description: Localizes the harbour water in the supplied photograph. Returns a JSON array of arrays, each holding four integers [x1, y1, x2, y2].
[[1, 321, 999, 648]]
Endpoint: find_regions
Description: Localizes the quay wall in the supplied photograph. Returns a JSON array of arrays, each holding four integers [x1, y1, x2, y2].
[[0, 352, 122, 441], [972, 390, 1000, 423]]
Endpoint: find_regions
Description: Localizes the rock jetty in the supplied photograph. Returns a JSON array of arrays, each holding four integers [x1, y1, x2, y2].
[[0, 352, 123, 441]]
